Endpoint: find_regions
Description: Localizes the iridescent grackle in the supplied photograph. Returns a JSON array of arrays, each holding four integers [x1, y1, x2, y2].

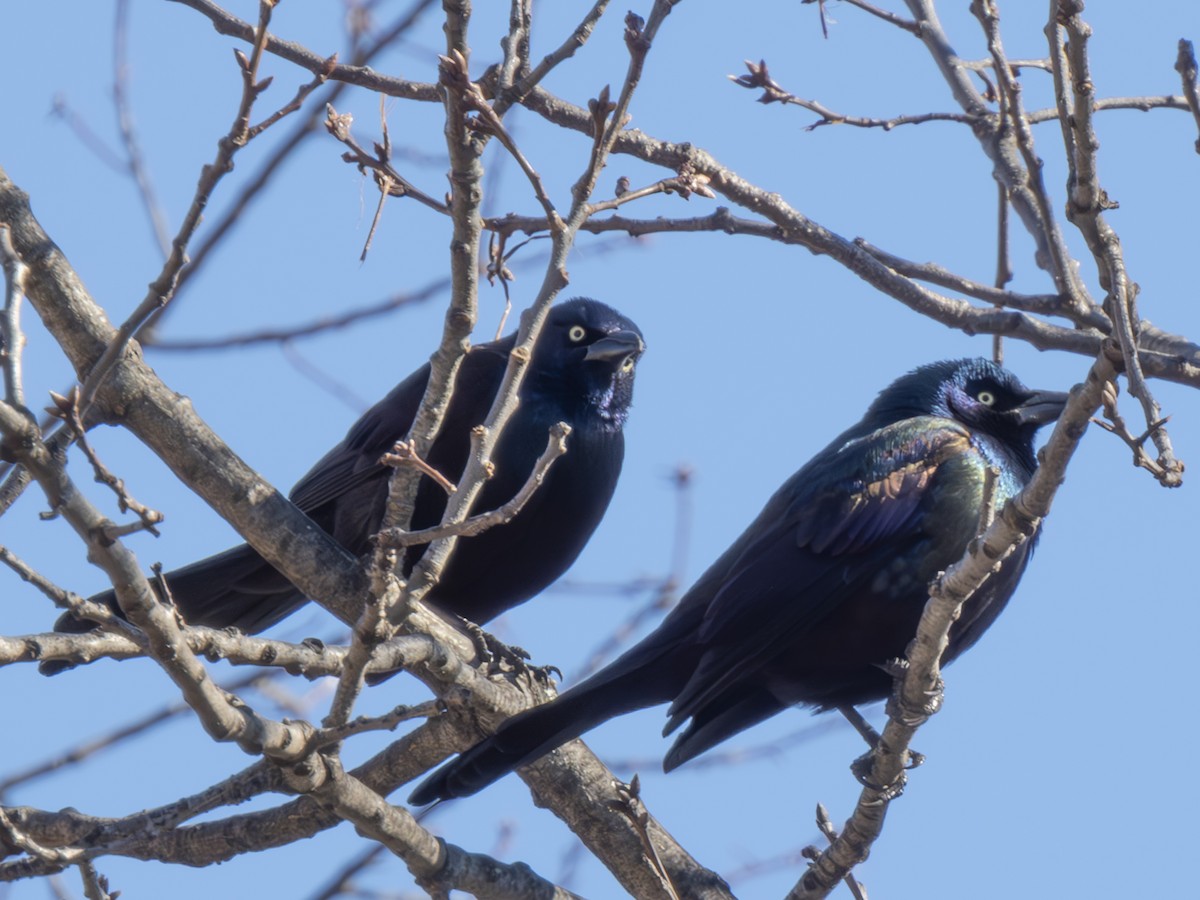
[[410, 358, 1067, 804], [41, 298, 644, 674]]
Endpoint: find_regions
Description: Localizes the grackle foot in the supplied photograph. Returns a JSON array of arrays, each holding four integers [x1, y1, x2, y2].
[[461, 618, 561, 687]]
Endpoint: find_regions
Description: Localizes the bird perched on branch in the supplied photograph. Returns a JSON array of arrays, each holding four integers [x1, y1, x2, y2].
[[411, 358, 1067, 804], [42, 298, 644, 674]]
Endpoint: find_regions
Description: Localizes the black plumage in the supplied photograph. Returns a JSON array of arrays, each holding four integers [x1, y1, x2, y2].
[[410, 358, 1067, 804], [43, 298, 643, 672]]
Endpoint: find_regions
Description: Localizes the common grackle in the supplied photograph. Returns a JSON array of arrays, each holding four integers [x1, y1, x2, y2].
[[410, 358, 1067, 804], [42, 298, 644, 674]]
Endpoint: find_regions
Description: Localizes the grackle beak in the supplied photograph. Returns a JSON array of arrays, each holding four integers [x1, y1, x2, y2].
[[1016, 389, 1070, 426], [584, 330, 644, 367]]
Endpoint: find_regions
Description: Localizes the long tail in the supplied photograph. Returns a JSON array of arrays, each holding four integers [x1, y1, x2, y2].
[[40, 543, 305, 675], [152, 543, 306, 631], [409, 640, 690, 805]]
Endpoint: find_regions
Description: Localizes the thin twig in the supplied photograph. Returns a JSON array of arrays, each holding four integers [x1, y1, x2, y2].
[[853, 238, 1104, 327], [372, 0, 485, 616], [588, 169, 715, 213], [46, 387, 164, 536], [608, 776, 681, 900], [0, 225, 28, 408], [606, 717, 846, 777], [571, 464, 693, 681], [993, 181, 1011, 363], [49, 95, 128, 173], [306, 845, 386, 900], [493, 0, 613, 116], [501, 89, 1200, 386], [316, 700, 441, 746], [156, 0, 438, 326], [497, 0, 533, 94], [1091, 378, 1176, 481], [799, 804, 867, 900], [0, 398, 315, 762], [456, 74, 566, 231], [77, 859, 115, 900], [970, 0, 1093, 315], [731, 58, 1187, 133], [1054, 2, 1183, 486], [1175, 39, 1200, 153], [113, 0, 171, 259], [732, 59, 973, 130], [962, 56, 1052, 72], [376, 422, 571, 549], [380, 441, 458, 494], [321, 588, 394, 732], [358, 95, 394, 261], [247, 63, 333, 140], [398, 4, 683, 616], [78, 1, 318, 413], [839, 0, 922, 35], [171, 0, 440, 103], [149, 281, 446, 350], [0, 544, 143, 641]]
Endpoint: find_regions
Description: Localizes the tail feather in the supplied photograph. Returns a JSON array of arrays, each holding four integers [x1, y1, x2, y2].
[[662, 685, 785, 772], [155, 543, 305, 632], [410, 644, 686, 804], [39, 543, 305, 675]]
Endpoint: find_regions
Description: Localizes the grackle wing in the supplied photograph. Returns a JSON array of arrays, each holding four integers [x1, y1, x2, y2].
[[662, 420, 977, 763]]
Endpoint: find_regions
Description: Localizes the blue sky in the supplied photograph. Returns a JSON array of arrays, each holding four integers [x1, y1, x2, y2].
[[3, 2, 1198, 898]]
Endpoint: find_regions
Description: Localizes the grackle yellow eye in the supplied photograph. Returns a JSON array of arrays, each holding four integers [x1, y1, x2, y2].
[[621, 357, 635, 374], [568, 325, 587, 342], [977, 390, 996, 406]]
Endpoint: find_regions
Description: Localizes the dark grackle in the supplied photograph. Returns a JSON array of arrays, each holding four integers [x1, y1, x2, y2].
[[41, 298, 644, 674], [410, 358, 1067, 804]]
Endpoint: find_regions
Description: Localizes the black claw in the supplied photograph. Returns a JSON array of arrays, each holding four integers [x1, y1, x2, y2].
[[459, 617, 554, 681], [850, 752, 909, 799]]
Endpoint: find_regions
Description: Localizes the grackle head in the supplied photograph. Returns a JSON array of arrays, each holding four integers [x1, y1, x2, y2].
[[528, 298, 645, 426], [863, 358, 1068, 471]]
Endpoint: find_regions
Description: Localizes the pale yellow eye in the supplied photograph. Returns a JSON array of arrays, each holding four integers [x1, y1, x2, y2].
[[568, 325, 587, 342], [621, 357, 635, 374], [977, 390, 996, 406]]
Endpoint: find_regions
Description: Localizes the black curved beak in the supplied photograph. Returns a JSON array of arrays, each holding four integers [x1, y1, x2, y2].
[[1016, 389, 1069, 426], [584, 330, 645, 367]]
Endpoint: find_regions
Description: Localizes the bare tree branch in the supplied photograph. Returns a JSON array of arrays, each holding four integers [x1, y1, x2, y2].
[[1175, 38, 1200, 152], [79, 1, 330, 413], [0, 225, 28, 409], [1053, 1, 1182, 486], [4, 2, 1197, 895]]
